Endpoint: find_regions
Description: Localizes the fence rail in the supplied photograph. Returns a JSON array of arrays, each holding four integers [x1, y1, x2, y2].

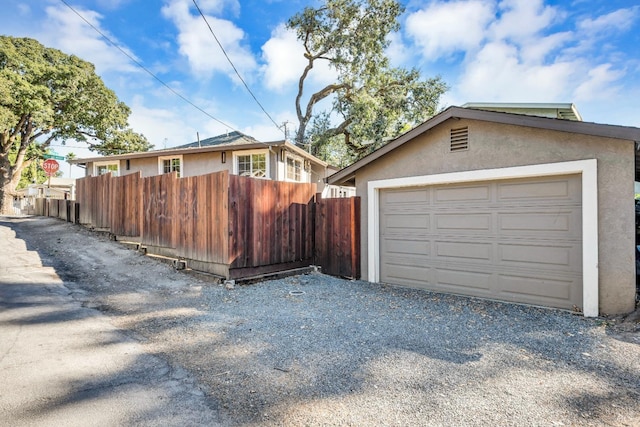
[[53, 171, 360, 280]]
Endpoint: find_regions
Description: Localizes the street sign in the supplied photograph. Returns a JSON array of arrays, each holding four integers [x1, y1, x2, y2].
[[42, 159, 60, 176], [43, 154, 65, 160]]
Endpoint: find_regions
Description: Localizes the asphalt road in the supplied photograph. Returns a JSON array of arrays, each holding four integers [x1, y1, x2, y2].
[[0, 217, 222, 427]]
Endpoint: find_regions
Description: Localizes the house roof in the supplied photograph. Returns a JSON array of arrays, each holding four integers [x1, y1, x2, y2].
[[174, 131, 259, 148], [462, 102, 583, 121], [328, 105, 640, 186], [70, 132, 328, 168]]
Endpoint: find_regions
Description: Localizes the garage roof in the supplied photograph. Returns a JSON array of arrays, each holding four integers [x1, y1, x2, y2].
[[328, 106, 640, 186], [462, 102, 583, 121]]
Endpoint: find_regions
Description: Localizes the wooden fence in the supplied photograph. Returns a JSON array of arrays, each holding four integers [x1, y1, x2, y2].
[[315, 196, 361, 279], [35, 198, 78, 223], [67, 170, 360, 279]]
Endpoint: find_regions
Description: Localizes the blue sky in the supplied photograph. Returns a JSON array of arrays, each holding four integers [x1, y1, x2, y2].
[[2, 0, 639, 177]]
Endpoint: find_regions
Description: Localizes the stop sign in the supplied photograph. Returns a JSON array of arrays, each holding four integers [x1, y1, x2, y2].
[[42, 159, 60, 176]]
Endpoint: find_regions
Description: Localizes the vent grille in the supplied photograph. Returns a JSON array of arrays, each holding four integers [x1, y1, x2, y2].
[[450, 127, 469, 152]]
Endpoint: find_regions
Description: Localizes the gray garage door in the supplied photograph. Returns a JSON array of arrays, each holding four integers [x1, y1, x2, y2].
[[379, 175, 583, 310]]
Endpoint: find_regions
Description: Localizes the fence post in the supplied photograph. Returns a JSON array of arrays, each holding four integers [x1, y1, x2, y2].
[[312, 193, 320, 265]]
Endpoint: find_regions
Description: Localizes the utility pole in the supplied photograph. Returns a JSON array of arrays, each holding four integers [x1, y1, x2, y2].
[[281, 121, 292, 142]]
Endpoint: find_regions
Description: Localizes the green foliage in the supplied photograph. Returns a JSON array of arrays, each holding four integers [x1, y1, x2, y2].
[[0, 36, 151, 212], [10, 144, 48, 189], [288, 0, 448, 163], [307, 112, 354, 167]]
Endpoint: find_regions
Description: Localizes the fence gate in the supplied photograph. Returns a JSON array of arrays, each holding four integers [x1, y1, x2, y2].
[[314, 196, 361, 279]]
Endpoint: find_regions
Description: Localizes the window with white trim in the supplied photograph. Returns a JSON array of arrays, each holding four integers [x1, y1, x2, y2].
[[94, 161, 119, 176], [235, 151, 268, 178], [158, 155, 182, 177], [286, 156, 302, 182]]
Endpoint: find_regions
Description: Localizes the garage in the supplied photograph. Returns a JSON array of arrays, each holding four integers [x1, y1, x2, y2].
[[379, 175, 582, 310], [327, 104, 640, 316]]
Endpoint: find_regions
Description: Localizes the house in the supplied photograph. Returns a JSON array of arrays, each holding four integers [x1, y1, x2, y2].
[[70, 131, 337, 192], [13, 177, 76, 215], [328, 103, 640, 317]]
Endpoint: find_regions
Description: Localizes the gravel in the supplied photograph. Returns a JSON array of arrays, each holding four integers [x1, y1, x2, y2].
[[4, 216, 640, 426]]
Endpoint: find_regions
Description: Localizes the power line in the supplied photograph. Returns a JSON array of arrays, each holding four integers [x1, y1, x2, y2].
[[58, 0, 238, 133], [191, 0, 283, 134]]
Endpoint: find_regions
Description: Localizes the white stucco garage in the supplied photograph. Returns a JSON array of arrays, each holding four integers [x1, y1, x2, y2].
[[328, 105, 640, 316]]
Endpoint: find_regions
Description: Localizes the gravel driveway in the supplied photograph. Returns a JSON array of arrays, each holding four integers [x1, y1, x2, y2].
[[3, 216, 640, 426]]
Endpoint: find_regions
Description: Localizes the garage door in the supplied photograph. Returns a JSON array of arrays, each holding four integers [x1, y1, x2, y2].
[[379, 175, 582, 310]]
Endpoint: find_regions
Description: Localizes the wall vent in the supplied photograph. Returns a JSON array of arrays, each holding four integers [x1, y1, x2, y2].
[[450, 127, 469, 152]]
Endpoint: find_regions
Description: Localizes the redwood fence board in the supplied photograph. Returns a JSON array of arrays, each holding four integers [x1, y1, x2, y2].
[[228, 175, 316, 270], [109, 172, 142, 237], [314, 196, 361, 279], [142, 172, 177, 249], [69, 170, 360, 280]]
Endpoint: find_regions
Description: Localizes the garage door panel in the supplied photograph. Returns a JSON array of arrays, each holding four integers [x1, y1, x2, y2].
[[383, 264, 431, 284], [497, 274, 579, 307], [382, 188, 429, 205], [435, 185, 491, 203], [498, 243, 579, 270], [384, 239, 429, 256], [435, 241, 493, 262], [498, 210, 580, 234], [435, 269, 492, 291], [435, 213, 492, 231], [498, 179, 580, 202], [379, 174, 583, 311], [384, 213, 430, 231]]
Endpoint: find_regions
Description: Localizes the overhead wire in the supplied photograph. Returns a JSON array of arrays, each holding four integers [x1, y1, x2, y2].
[[191, 0, 283, 134], [58, 0, 239, 133]]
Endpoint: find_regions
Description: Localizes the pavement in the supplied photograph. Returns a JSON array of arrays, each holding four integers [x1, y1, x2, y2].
[[0, 219, 222, 427]]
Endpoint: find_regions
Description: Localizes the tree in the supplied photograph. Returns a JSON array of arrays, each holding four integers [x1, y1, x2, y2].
[[66, 152, 77, 178], [287, 0, 448, 163], [0, 36, 152, 214]]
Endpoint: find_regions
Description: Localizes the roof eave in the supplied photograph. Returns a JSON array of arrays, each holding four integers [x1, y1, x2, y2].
[[70, 141, 284, 165]]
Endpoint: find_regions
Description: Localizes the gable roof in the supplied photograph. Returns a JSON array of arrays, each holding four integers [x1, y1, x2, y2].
[[328, 106, 640, 186], [70, 132, 328, 167], [174, 131, 259, 148], [462, 102, 583, 121]]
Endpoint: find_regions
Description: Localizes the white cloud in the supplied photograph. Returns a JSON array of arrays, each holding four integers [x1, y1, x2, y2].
[[261, 24, 307, 90], [405, 0, 495, 59], [573, 64, 624, 102], [161, 0, 256, 79], [489, 0, 559, 42], [128, 96, 198, 148], [577, 6, 639, 35], [418, 0, 634, 112], [41, 5, 140, 75], [458, 41, 576, 102], [519, 31, 572, 64], [385, 31, 412, 66], [195, 0, 240, 16], [260, 24, 337, 92]]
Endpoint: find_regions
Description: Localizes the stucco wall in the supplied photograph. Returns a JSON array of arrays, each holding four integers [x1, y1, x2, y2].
[[182, 152, 229, 177], [355, 118, 635, 315], [125, 157, 158, 177]]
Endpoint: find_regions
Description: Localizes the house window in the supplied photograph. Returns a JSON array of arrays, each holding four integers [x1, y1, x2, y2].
[[286, 156, 302, 182], [237, 153, 267, 178], [94, 162, 119, 176], [158, 156, 182, 177]]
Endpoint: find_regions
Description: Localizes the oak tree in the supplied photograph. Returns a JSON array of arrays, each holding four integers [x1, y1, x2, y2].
[[0, 36, 151, 214], [288, 0, 447, 164]]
